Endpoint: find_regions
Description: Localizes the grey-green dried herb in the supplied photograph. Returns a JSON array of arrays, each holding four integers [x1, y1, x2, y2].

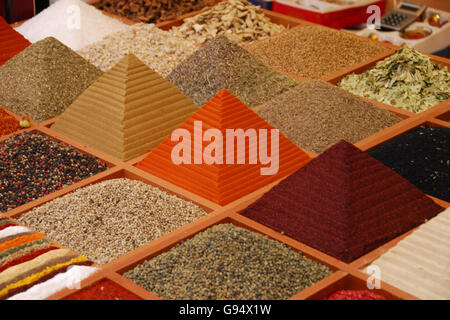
[[244, 25, 389, 79], [124, 223, 333, 300], [338, 47, 450, 113], [167, 35, 299, 108], [257, 80, 401, 153], [0, 37, 102, 122]]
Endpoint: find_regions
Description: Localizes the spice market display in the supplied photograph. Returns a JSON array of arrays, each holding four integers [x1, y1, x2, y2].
[[0, 0, 449, 302]]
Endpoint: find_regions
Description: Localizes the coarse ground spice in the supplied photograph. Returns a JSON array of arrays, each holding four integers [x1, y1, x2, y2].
[[244, 25, 389, 79], [368, 126, 449, 202], [0, 108, 21, 137], [166, 35, 298, 108], [124, 223, 333, 300], [0, 37, 102, 122], [63, 279, 142, 300], [18, 178, 207, 265], [256, 80, 401, 153], [326, 290, 386, 300], [239, 140, 444, 263], [77, 24, 197, 76], [0, 132, 107, 212]]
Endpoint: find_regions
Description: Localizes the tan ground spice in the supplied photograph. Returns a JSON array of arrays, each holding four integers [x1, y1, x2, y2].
[[245, 25, 389, 79]]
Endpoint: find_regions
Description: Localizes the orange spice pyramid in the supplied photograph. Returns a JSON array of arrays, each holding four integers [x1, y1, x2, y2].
[[0, 17, 31, 66], [136, 89, 311, 205], [51, 54, 199, 161]]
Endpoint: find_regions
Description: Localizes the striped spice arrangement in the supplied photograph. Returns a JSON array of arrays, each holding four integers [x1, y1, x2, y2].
[[0, 17, 31, 67], [52, 54, 199, 161], [239, 140, 445, 263], [0, 219, 96, 300], [366, 207, 450, 300], [136, 89, 311, 206]]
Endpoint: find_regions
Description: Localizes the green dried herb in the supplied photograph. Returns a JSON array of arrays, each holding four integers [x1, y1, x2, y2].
[[338, 47, 450, 113], [167, 35, 299, 108]]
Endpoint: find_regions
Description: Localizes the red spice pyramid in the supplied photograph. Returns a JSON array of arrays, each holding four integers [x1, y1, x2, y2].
[[136, 89, 311, 205], [239, 140, 445, 263], [0, 17, 31, 66]]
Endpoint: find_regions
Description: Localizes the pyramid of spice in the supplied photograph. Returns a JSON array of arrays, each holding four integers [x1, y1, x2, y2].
[[0, 219, 97, 300], [239, 140, 444, 263], [339, 47, 450, 113], [244, 25, 389, 79], [124, 223, 333, 300], [369, 126, 449, 202], [364, 207, 450, 300], [0, 37, 102, 122], [166, 35, 299, 108], [136, 89, 311, 206], [0, 17, 30, 67], [0, 132, 108, 212], [0, 108, 21, 137], [18, 178, 207, 265], [52, 54, 199, 161], [256, 80, 401, 154]]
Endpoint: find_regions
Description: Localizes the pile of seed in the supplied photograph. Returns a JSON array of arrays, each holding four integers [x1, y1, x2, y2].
[[256, 80, 401, 153], [77, 23, 197, 76], [18, 178, 207, 264], [93, 0, 219, 24], [368, 126, 449, 202], [339, 47, 450, 113], [0, 132, 107, 212], [167, 35, 298, 107], [0, 37, 102, 122], [170, 0, 285, 45], [124, 223, 333, 300], [244, 25, 389, 79]]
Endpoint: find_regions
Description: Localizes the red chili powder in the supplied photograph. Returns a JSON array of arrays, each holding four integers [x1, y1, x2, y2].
[[63, 279, 143, 300], [0, 16, 31, 67], [0, 223, 17, 231], [327, 290, 387, 300], [0, 108, 21, 136], [239, 140, 444, 263]]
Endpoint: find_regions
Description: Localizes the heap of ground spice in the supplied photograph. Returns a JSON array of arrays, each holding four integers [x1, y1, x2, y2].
[[0, 17, 31, 67], [0, 132, 108, 212], [124, 224, 333, 300], [63, 280, 142, 300], [239, 140, 444, 263], [326, 290, 386, 300], [368, 126, 449, 202], [244, 25, 389, 79], [0, 37, 102, 122], [0, 108, 21, 137], [166, 35, 298, 108], [256, 80, 401, 153]]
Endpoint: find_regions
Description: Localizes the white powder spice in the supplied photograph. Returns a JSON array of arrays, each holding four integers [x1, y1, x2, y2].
[[15, 0, 128, 51]]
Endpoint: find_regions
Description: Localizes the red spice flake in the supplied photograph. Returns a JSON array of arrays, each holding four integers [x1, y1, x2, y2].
[[63, 279, 142, 300], [0, 246, 58, 272], [239, 140, 444, 263], [327, 290, 387, 300], [0, 108, 21, 136]]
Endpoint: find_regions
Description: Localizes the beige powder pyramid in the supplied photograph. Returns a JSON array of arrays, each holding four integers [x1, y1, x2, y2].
[[51, 54, 199, 161]]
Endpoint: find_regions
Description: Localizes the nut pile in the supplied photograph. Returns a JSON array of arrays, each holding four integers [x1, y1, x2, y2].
[[124, 223, 333, 300], [170, 0, 285, 45], [77, 24, 197, 75], [245, 25, 388, 79], [18, 178, 207, 265], [93, 0, 219, 24]]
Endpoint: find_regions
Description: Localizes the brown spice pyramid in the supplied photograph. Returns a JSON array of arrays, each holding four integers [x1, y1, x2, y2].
[[52, 54, 199, 161], [136, 89, 311, 205], [239, 140, 445, 263], [0, 16, 30, 66]]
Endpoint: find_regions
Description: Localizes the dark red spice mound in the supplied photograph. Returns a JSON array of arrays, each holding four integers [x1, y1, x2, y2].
[[0, 16, 31, 66], [327, 290, 386, 300], [64, 280, 142, 300], [368, 126, 449, 202], [239, 140, 444, 263]]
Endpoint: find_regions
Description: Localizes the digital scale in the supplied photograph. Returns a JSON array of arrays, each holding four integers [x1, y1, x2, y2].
[[380, 1, 427, 31]]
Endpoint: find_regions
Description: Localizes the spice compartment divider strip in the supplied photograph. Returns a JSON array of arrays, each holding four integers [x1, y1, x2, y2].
[[0, 120, 37, 143], [429, 118, 450, 128], [434, 107, 450, 122], [39, 116, 59, 128]]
